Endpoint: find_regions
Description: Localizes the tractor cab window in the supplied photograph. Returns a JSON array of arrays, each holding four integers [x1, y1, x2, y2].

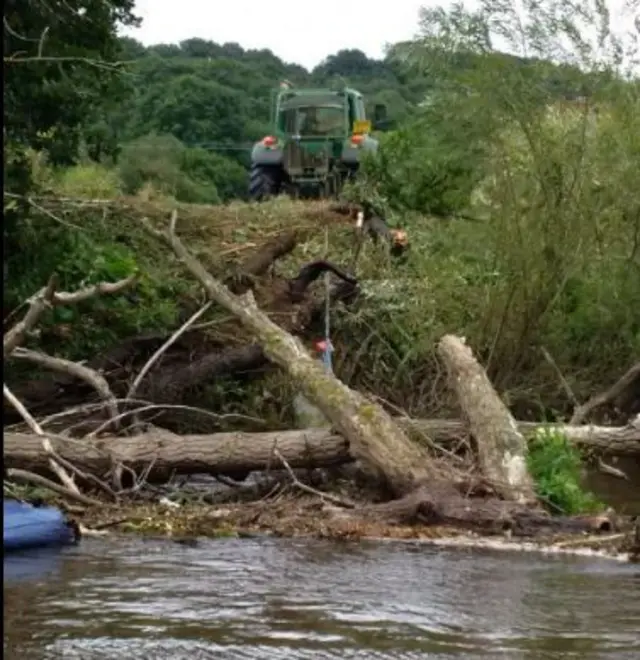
[[278, 104, 345, 136]]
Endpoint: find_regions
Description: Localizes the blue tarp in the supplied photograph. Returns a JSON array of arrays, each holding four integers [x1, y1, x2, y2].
[[4, 499, 77, 552]]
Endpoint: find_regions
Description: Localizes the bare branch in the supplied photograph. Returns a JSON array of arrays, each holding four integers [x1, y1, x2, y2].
[[274, 447, 355, 508], [3, 55, 130, 72], [45, 447, 119, 500], [12, 347, 119, 430], [5, 468, 100, 507], [3, 273, 138, 357], [53, 273, 139, 304], [571, 362, 640, 424], [541, 346, 580, 407], [3, 274, 58, 356], [3, 384, 87, 500], [127, 301, 213, 402]]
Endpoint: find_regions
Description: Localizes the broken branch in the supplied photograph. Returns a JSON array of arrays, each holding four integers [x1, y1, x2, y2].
[[11, 347, 119, 429], [3, 272, 138, 356], [3, 384, 85, 498], [142, 210, 439, 497], [570, 362, 640, 424]]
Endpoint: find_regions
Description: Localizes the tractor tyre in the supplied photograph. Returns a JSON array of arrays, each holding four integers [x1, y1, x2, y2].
[[248, 165, 280, 201]]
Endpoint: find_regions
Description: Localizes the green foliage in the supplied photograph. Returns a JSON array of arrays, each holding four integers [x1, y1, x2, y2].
[[526, 429, 604, 514], [3, 0, 639, 434], [118, 133, 219, 203], [3, 0, 139, 166], [341, 0, 640, 413], [3, 200, 184, 361], [55, 162, 123, 199], [117, 133, 248, 203], [361, 98, 487, 216]]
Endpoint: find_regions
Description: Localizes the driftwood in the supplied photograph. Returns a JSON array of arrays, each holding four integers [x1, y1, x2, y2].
[[438, 335, 537, 503], [3, 274, 138, 501], [6, 418, 637, 484], [224, 230, 297, 294], [142, 210, 438, 497]]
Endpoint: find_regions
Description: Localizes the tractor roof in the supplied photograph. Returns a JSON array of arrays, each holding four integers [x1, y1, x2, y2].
[[277, 87, 362, 99]]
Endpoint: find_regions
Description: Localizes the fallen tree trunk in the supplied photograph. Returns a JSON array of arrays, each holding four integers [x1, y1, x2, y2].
[[407, 418, 640, 456], [437, 335, 537, 503], [4, 262, 359, 423], [224, 230, 297, 294], [6, 419, 637, 483], [143, 211, 439, 497], [3, 429, 352, 481]]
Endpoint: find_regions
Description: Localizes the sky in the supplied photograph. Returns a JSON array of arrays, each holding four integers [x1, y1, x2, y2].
[[120, 0, 638, 72], [120, 0, 428, 70]]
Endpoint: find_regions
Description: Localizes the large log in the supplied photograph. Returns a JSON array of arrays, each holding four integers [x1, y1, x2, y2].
[[3, 429, 352, 481], [437, 335, 537, 503], [407, 418, 640, 456], [145, 212, 438, 496], [5, 419, 637, 483]]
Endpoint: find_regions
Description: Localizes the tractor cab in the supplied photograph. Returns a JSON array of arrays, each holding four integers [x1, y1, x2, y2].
[[249, 83, 383, 200]]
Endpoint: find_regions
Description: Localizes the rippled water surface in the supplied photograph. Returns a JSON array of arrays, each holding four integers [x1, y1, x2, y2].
[[4, 536, 640, 659]]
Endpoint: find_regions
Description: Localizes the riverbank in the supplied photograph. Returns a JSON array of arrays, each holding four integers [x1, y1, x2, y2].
[[4, 193, 639, 568], [70, 494, 637, 563]]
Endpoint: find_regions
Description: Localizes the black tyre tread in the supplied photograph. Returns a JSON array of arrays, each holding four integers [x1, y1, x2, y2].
[[248, 165, 279, 201]]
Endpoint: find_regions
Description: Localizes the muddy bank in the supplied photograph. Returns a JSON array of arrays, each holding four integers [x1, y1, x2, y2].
[[72, 494, 638, 563]]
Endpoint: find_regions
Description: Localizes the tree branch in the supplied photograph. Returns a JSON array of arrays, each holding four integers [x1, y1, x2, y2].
[[12, 347, 120, 430], [3, 272, 138, 357], [3, 384, 90, 500], [571, 362, 640, 424]]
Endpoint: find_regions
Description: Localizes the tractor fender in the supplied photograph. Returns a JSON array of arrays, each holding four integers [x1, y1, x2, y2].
[[341, 134, 379, 165], [251, 142, 283, 166]]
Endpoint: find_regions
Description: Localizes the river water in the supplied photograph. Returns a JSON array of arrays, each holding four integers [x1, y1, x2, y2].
[[4, 535, 640, 660]]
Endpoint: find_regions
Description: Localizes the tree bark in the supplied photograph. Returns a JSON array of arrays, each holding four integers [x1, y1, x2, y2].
[[3, 429, 352, 481], [406, 418, 640, 456], [437, 335, 537, 503], [145, 212, 438, 496], [6, 419, 636, 483]]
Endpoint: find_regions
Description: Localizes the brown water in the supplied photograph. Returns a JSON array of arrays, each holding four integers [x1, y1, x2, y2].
[[3, 536, 640, 660], [583, 457, 640, 516]]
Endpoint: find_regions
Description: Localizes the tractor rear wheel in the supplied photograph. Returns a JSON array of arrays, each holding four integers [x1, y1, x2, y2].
[[248, 165, 281, 201]]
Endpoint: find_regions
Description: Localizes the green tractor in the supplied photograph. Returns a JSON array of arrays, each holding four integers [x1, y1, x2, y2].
[[248, 83, 389, 200]]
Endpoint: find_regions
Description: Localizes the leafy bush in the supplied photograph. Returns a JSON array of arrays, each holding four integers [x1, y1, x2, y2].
[[340, 0, 639, 415], [526, 428, 604, 514], [117, 133, 249, 204], [118, 133, 217, 202], [55, 162, 122, 199], [361, 93, 489, 216]]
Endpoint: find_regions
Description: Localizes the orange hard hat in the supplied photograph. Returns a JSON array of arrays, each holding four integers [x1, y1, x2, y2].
[[390, 228, 409, 246], [313, 339, 329, 352]]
